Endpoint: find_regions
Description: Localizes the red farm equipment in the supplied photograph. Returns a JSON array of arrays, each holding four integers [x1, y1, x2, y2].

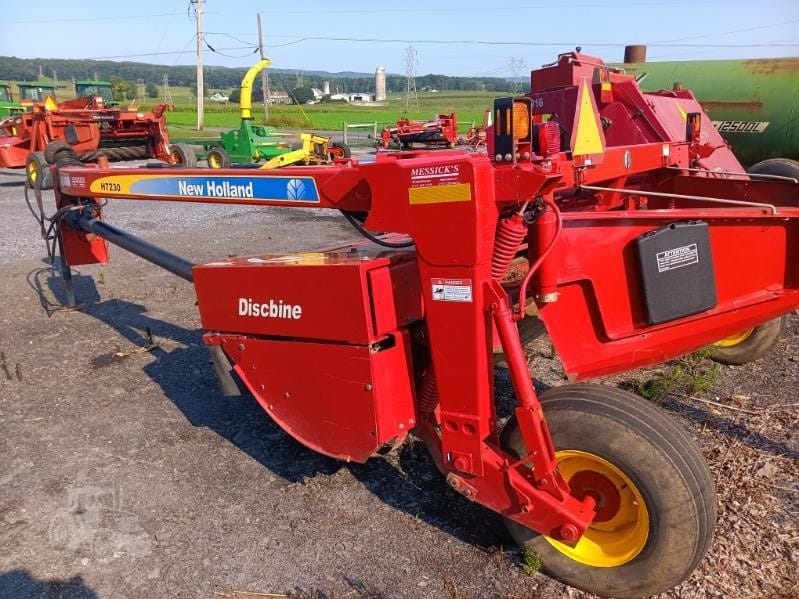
[[379, 113, 459, 150], [464, 109, 491, 149], [31, 51, 799, 598], [0, 93, 172, 188]]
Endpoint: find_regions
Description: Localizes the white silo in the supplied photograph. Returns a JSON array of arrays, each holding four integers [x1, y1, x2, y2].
[[375, 66, 386, 102], [323, 81, 330, 95]]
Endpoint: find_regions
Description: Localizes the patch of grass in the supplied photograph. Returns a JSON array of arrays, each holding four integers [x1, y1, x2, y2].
[[150, 90, 503, 133], [521, 548, 544, 574], [638, 349, 722, 402]]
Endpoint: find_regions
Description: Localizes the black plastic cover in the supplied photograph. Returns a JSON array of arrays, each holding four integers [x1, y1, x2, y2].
[[635, 221, 717, 325]]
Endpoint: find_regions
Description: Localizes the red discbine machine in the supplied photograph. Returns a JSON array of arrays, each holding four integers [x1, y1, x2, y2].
[[38, 52, 799, 597]]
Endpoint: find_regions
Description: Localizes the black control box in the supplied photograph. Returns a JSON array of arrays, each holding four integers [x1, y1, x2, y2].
[[635, 221, 717, 325]]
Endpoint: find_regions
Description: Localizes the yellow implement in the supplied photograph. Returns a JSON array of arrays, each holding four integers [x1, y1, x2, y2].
[[261, 134, 337, 169]]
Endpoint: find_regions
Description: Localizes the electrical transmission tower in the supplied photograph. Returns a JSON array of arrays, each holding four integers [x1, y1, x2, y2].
[[403, 46, 418, 112], [508, 56, 527, 96], [163, 73, 173, 104]]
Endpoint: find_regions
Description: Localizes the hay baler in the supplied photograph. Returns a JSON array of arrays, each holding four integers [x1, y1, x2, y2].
[[0, 94, 172, 187], [38, 51, 799, 598]]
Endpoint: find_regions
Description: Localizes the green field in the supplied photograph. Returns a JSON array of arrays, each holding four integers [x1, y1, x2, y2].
[[9, 78, 504, 137], [158, 90, 504, 135]]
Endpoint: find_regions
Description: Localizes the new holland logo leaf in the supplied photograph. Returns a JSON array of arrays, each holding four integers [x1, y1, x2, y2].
[[286, 178, 307, 200]]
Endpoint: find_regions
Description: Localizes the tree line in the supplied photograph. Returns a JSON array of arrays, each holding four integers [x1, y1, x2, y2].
[[0, 55, 517, 94]]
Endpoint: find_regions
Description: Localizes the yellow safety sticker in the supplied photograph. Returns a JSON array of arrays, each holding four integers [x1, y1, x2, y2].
[[572, 79, 605, 157], [408, 183, 472, 205]]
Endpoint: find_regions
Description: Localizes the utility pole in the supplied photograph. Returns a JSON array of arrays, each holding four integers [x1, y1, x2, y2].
[[163, 73, 173, 104], [508, 57, 527, 96], [403, 46, 418, 112], [257, 12, 270, 120], [192, 0, 204, 130]]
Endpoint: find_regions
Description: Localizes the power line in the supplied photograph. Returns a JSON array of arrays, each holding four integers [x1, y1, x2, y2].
[[2, 11, 185, 24], [654, 17, 799, 44], [206, 0, 780, 14], [1, 0, 776, 24], [204, 40, 259, 59], [239, 34, 799, 48], [56, 46, 254, 62], [205, 32, 258, 46]]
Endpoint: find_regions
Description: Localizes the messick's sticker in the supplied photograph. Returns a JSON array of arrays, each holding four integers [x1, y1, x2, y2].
[[431, 278, 473, 302]]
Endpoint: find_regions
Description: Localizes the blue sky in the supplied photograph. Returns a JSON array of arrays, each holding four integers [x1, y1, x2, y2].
[[1, 0, 797, 76]]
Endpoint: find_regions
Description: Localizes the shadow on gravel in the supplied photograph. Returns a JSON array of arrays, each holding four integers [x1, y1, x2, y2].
[[0, 180, 24, 187], [38, 270, 516, 553], [0, 570, 98, 599], [662, 399, 799, 460], [29, 265, 96, 316]]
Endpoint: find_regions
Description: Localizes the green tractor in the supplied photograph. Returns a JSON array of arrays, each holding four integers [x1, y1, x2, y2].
[[169, 59, 348, 168], [75, 80, 115, 105], [17, 82, 57, 104], [0, 81, 24, 119]]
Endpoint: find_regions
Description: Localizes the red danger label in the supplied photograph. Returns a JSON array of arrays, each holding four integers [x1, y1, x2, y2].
[[431, 278, 473, 302]]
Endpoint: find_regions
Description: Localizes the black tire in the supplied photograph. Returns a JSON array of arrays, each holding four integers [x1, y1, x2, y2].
[[206, 147, 231, 169], [707, 316, 786, 365], [748, 157, 799, 180], [43, 140, 75, 164], [328, 142, 351, 159], [25, 151, 52, 190], [170, 143, 197, 167], [501, 384, 716, 598]]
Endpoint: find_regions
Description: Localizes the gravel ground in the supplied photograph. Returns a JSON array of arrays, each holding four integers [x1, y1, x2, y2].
[[0, 159, 796, 599]]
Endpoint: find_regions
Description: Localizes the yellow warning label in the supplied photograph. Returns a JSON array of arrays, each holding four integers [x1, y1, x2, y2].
[[408, 183, 472, 205], [572, 80, 605, 156]]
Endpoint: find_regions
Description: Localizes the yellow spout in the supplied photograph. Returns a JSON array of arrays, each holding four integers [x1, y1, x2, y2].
[[240, 58, 272, 120]]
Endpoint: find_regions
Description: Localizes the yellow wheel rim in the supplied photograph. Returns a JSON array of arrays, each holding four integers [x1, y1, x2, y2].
[[208, 153, 221, 168], [546, 450, 649, 568], [713, 328, 754, 348], [27, 161, 38, 183]]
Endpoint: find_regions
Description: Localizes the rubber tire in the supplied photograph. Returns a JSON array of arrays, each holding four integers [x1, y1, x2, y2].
[[328, 142, 351, 159], [43, 140, 76, 164], [708, 315, 787, 365], [501, 384, 716, 599], [207, 147, 231, 169], [748, 157, 799, 180], [170, 143, 197, 167], [25, 151, 52, 190]]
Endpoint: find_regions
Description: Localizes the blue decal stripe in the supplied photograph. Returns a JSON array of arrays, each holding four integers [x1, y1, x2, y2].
[[127, 176, 319, 202]]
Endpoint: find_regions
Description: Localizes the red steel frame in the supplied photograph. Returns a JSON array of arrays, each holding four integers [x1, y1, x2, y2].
[[49, 51, 799, 546]]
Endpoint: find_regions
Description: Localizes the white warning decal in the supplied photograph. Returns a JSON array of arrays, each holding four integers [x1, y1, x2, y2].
[[656, 244, 699, 273], [431, 278, 473, 302]]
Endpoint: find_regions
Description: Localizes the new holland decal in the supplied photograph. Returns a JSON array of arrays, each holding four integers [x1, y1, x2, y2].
[[88, 175, 320, 203]]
